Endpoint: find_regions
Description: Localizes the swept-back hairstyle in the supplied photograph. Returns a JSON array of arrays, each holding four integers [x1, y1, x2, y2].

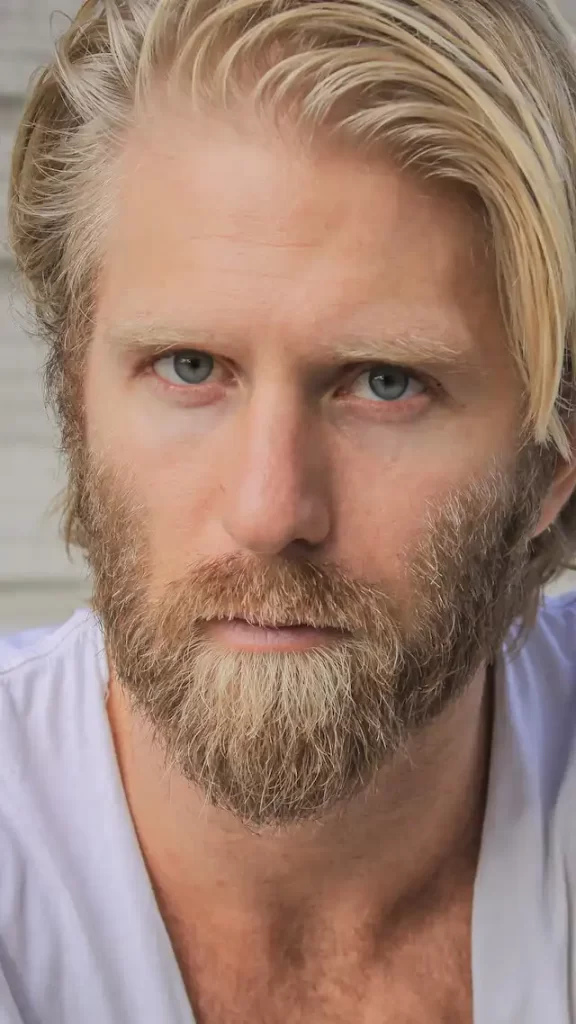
[[9, 0, 576, 599]]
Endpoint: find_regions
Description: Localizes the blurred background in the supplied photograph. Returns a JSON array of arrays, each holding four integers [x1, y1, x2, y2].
[[0, 0, 575, 634]]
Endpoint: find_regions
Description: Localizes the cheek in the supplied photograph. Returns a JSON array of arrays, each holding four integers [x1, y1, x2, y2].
[[127, 442, 233, 586], [85, 357, 223, 524], [125, 447, 220, 563], [331, 438, 495, 587], [85, 415, 220, 579]]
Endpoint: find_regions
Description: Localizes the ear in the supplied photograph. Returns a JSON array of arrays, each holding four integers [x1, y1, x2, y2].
[[532, 450, 576, 539]]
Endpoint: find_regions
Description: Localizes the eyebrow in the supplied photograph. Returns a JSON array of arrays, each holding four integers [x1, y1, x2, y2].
[[103, 319, 478, 372]]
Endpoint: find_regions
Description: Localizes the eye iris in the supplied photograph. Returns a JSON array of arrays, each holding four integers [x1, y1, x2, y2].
[[174, 351, 214, 384], [369, 367, 409, 401]]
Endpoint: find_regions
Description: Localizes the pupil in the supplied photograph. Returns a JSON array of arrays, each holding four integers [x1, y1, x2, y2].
[[369, 367, 409, 401], [174, 351, 214, 384]]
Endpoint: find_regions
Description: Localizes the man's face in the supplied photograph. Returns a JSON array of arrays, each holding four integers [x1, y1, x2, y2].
[[71, 102, 543, 827]]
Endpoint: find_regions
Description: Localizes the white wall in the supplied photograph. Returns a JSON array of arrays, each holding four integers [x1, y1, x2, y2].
[[0, 0, 575, 632]]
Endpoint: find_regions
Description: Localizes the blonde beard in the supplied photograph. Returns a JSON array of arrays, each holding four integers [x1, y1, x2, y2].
[[73, 449, 541, 828], [117, 623, 407, 826]]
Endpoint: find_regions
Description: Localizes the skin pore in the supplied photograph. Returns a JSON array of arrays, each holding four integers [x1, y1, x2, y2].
[[75, 98, 575, 1020]]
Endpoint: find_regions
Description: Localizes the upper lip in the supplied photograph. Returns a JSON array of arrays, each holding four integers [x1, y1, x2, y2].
[[236, 617, 307, 628]]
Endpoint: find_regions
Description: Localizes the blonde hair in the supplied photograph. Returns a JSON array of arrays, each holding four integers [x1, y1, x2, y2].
[[8, 0, 576, 587]]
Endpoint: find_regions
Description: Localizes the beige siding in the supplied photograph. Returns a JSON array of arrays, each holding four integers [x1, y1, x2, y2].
[[0, 0, 78, 96], [1, 0, 89, 632]]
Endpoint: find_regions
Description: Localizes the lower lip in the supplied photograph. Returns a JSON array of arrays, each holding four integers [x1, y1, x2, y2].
[[205, 619, 346, 652]]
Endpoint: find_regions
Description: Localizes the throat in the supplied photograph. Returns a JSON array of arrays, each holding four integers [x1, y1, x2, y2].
[[155, 869, 476, 1024]]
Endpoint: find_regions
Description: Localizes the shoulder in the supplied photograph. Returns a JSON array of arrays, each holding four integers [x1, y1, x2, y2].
[[476, 595, 576, 1024], [506, 589, 576, 702], [0, 606, 99, 673], [531, 588, 576, 660], [500, 589, 576, 840], [0, 606, 111, 920], [0, 608, 108, 769], [0, 606, 106, 694]]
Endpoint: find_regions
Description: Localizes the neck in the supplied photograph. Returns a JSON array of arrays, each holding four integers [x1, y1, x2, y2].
[[106, 664, 494, 940]]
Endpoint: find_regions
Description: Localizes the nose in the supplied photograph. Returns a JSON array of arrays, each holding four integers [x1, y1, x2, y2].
[[221, 391, 331, 556]]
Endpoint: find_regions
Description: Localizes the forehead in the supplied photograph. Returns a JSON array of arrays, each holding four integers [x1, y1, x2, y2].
[[96, 100, 508, 373]]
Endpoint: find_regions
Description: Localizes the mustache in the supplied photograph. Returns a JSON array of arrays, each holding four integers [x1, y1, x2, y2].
[[156, 552, 394, 634]]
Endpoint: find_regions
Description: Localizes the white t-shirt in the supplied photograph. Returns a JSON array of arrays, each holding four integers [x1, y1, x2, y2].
[[0, 599, 575, 1023]]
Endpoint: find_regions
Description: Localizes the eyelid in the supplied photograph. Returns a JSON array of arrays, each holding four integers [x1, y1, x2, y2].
[[142, 347, 227, 383], [343, 361, 436, 394], [140, 345, 199, 369], [138, 347, 439, 396], [129, 351, 201, 396]]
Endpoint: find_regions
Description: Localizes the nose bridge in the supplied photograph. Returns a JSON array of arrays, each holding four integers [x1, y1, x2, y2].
[[222, 381, 330, 554]]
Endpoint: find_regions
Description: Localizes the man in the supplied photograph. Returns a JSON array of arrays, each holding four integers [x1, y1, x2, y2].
[[3, 0, 576, 1019]]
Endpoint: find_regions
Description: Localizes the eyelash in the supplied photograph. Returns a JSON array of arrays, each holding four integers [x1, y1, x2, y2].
[[138, 348, 435, 401]]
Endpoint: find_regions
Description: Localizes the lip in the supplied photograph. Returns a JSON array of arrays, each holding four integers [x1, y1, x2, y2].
[[205, 618, 347, 652]]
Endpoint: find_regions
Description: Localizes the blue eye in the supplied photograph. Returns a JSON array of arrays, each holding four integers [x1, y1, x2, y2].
[[352, 366, 425, 402], [154, 350, 214, 385], [370, 367, 410, 400]]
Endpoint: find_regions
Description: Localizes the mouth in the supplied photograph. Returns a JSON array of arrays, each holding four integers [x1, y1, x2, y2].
[[205, 617, 348, 652], [237, 617, 312, 629]]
